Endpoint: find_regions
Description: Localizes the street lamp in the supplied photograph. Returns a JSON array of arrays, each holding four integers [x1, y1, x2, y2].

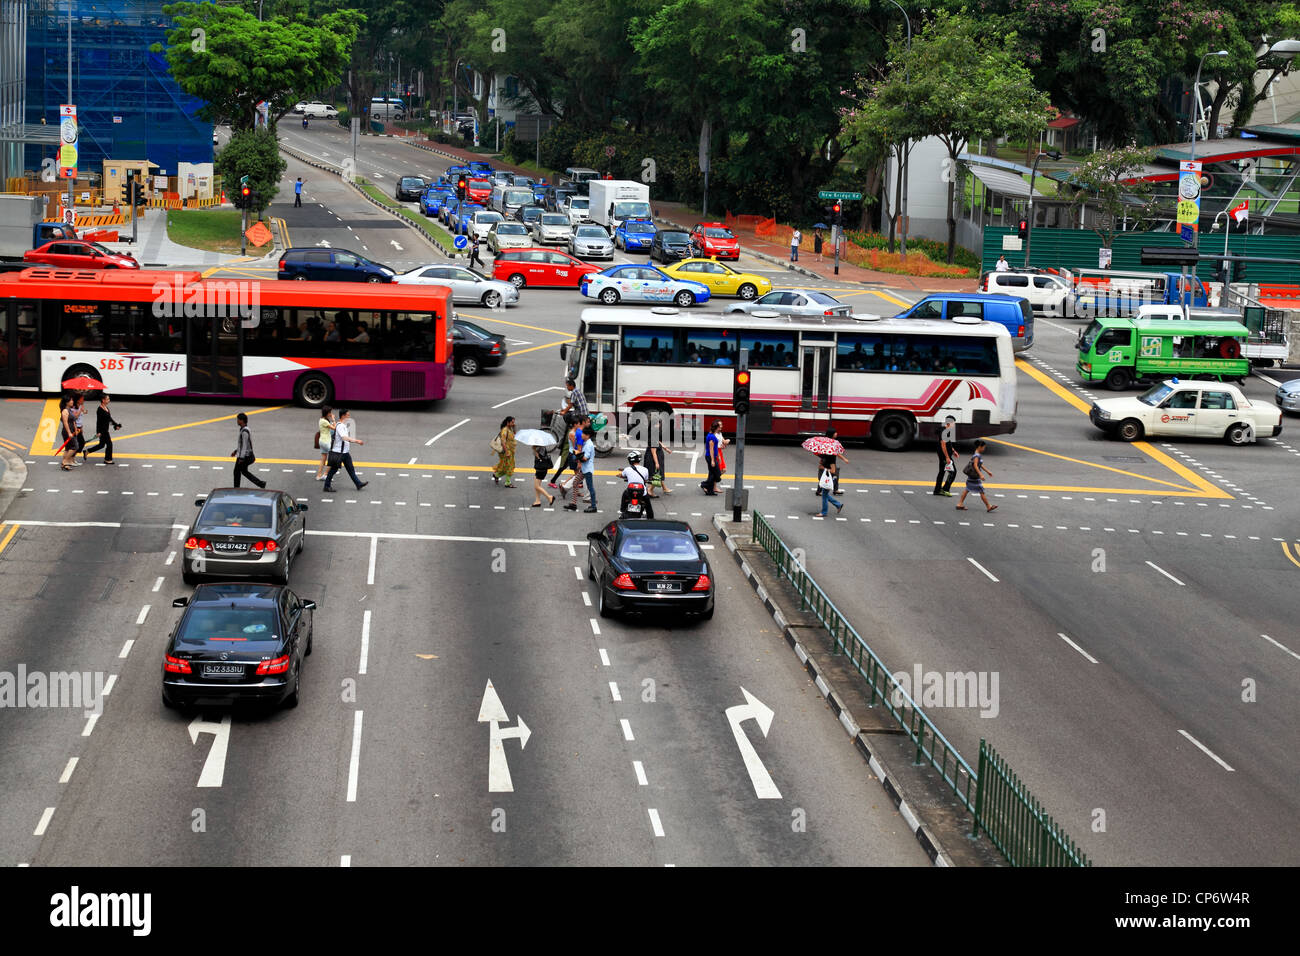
[[1023, 149, 1062, 267], [886, 0, 911, 258]]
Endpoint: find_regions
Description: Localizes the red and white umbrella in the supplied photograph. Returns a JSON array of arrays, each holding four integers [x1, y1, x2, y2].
[[801, 436, 844, 456], [61, 375, 104, 391]]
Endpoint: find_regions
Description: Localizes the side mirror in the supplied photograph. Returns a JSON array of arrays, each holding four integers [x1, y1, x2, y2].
[[694, 533, 709, 542], [297, 503, 309, 512], [559, 344, 568, 360], [586, 531, 604, 542], [194, 498, 205, 507], [301, 600, 317, 610], [172, 597, 189, 608]]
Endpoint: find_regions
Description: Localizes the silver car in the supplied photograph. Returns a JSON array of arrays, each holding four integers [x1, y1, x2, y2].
[[569, 224, 614, 260], [393, 264, 519, 308], [532, 212, 573, 245], [488, 221, 531, 255], [1276, 377, 1300, 415], [725, 288, 853, 318]]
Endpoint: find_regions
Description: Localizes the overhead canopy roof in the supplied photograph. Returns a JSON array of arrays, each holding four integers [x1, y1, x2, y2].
[[968, 164, 1046, 198]]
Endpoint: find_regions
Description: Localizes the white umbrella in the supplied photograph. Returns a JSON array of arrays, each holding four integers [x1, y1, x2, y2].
[[514, 428, 557, 448]]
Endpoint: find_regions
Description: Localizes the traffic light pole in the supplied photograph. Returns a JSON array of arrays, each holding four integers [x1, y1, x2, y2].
[[729, 348, 749, 523], [833, 203, 842, 276]]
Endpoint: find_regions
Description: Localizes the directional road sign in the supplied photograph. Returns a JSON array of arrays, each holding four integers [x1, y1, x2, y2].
[[453, 235, 469, 250]]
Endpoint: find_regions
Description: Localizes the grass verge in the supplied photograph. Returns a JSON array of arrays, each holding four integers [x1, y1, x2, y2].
[[165, 209, 249, 254]]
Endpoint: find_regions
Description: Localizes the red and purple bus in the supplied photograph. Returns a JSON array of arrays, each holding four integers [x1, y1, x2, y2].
[[0, 268, 453, 407]]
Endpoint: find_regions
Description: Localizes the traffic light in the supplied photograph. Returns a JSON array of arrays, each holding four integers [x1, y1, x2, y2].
[[456, 176, 467, 201], [832, 202, 842, 218], [732, 367, 751, 416], [1235, 260, 1246, 282], [1018, 218, 1029, 240], [240, 184, 252, 202]]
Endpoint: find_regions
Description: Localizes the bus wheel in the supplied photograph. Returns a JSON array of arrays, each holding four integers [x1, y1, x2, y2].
[[294, 373, 334, 409], [1104, 367, 1132, 390], [1117, 419, 1144, 442], [872, 412, 915, 451], [599, 288, 621, 305], [674, 290, 696, 307]]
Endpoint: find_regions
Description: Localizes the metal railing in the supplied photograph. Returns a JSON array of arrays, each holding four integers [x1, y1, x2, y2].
[[751, 510, 1090, 866]]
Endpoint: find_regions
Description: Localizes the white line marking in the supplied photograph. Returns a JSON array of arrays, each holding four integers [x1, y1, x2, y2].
[[609, 681, 621, 702], [582, 591, 591, 606], [82, 714, 99, 737], [119, 639, 134, 659], [1178, 729, 1235, 771], [59, 758, 77, 783], [599, 648, 610, 666], [966, 558, 999, 583], [490, 385, 563, 409], [590, 619, 600, 635], [1261, 633, 1300, 662], [33, 807, 54, 836], [1057, 632, 1098, 664], [346, 711, 364, 801], [359, 609, 371, 675], [367, 535, 378, 586], [101, 675, 116, 697], [633, 760, 647, 786], [425, 417, 471, 445], [573, 566, 583, 580], [136, 605, 150, 624], [340, 855, 351, 867], [165, 550, 176, 566], [1145, 560, 1185, 586], [620, 718, 634, 741], [152, 576, 164, 592], [647, 808, 664, 837]]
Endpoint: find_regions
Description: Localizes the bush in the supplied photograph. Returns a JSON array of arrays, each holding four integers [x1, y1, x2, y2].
[[847, 230, 980, 270]]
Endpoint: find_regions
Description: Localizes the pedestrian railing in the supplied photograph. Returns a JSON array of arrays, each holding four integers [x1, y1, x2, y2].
[[750, 510, 1090, 866]]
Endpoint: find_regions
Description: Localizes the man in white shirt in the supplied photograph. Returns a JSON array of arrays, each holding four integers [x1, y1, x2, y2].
[[995, 255, 1009, 272], [618, 452, 653, 518], [323, 409, 368, 492]]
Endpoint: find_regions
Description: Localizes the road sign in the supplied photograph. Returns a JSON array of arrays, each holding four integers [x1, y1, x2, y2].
[[244, 221, 273, 247], [478, 679, 531, 792], [818, 190, 862, 201], [725, 686, 781, 799], [453, 234, 468, 250]]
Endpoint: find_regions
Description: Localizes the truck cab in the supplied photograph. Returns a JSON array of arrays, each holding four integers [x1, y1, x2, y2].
[[1076, 314, 1250, 389]]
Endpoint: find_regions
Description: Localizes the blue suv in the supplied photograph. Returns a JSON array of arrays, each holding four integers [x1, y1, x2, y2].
[[895, 293, 1034, 351], [278, 248, 396, 282]]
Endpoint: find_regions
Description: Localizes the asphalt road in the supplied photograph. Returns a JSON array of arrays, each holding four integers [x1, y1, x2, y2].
[[3, 128, 1297, 868]]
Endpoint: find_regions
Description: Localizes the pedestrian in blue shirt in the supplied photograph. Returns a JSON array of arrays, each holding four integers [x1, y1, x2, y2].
[[565, 420, 598, 512], [700, 419, 726, 496], [294, 177, 303, 208]]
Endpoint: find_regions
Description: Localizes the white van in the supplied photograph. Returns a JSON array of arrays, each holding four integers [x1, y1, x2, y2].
[[981, 268, 1070, 314], [563, 195, 591, 224], [491, 184, 535, 218], [564, 167, 600, 194], [369, 97, 406, 120]]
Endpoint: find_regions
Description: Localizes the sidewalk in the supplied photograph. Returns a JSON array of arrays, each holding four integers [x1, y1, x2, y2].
[[390, 130, 977, 294], [93, 207, 270, 268]]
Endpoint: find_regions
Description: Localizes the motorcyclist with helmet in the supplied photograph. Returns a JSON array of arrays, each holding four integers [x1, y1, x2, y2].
[[619, 451, 654, 519]]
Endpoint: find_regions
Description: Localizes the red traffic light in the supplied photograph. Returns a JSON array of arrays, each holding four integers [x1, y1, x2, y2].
[[832, 202, 841, 215], [735, 370, 751, 386], [240, 185, 251, 198]]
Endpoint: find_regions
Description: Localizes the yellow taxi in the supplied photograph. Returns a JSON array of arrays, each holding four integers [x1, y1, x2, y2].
[[661, 258, 772, 300]]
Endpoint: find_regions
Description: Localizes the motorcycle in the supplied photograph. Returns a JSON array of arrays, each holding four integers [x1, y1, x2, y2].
[[620, 481, 650, 519]]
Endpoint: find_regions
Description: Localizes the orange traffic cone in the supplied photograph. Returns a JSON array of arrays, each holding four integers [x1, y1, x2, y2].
[[221, 191, 227, 204]]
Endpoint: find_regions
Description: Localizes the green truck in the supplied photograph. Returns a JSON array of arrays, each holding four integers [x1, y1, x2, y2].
[[1076, 314, 1250, 390]]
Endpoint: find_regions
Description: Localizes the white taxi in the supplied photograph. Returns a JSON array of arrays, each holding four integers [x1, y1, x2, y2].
[[579, 264, 711, 308], [1089, 379, 1282, 445]]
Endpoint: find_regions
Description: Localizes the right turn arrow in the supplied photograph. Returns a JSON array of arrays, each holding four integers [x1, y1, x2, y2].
[[725, 687, 781, 799]]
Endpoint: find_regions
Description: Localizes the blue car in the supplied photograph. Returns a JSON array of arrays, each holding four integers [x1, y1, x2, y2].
[[454, 202, 484, 235], [615, 218, 657, 252], [531, 180, 550, 204], [441, 197, 464, 228], [579, 264, 710, 307], [421, 187, 454, 217], [468, 161, 493, 176]]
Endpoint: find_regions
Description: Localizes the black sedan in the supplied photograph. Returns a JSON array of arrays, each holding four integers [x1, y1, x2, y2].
[[453, 319, 508, 376], [650, 229, 694, 263], [396, 176, 428, 201], [587, 520, 714, 620], [183, 489, 307, 586], [162, 583, 314, 710]]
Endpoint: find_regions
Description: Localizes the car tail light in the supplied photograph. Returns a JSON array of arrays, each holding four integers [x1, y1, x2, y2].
[[490, 343, 501, 354], [250, 540, 278, 553], [163, 654, 191, 674], [692, 574, 711, 591], [256, 654, 291, 676], [278, 259, 286, 271], [611, 573, 636, 590], [1017, 324, 1025, 337], [824, 310, 835, 316], [184, 537, 210, 550]]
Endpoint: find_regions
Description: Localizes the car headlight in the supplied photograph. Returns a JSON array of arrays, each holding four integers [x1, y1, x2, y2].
[[1095, 407, 1111, 421]]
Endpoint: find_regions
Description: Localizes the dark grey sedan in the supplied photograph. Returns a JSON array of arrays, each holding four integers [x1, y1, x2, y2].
[[182, 489, 307, 586]]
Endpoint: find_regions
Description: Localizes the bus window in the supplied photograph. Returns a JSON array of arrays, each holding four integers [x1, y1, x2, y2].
[[836, 332, 886, 370], [684, 330, 737, 365], [739, 331, 797, 368], [106, 303, 167, 352], [46, 301, 106, 350], [622, 327, 682, 364]]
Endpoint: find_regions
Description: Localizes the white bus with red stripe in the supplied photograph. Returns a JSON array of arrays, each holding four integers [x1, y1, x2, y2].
[[565, 308, 1017, 449]]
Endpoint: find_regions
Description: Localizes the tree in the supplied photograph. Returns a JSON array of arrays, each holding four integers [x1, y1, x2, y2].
[[1064, 144, 1162, 249], [155, 3, 362, 131], [214, 128, 287, 215], [887, 12, 1052, 261]]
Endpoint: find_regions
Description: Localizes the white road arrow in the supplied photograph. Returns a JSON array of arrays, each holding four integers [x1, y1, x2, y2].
[[725, 686, 781, 799], [188, 713, 232, 788], [316, 239, 332, 248], [478, 679, 531, 793], [390, 240, 404, 251]]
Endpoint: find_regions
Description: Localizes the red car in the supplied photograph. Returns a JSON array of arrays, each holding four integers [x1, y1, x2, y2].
[[689, 222, 740, 260], [24, 239, 139, 270], [466, 177, 493, 204], [492, 248, 601, 288]]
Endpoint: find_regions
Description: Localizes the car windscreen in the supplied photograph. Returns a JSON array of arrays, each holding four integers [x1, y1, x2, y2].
[[704, 228, 733, 238], [400, 178, 424, 187], [616, 531, 699, 561], [1140, 384, 1174, 407], [569, 198, 590, 209], [176, 608, 281, 651], [661, 231, 689, 242], [626, 221, 655, 233], [808, 293, 841, 305], [198, 502, 273, 530], [541, 214, 569, 225], [1079, 320, 1103, 351], [497, 223, 527, 234], [576, 226, 608, 237], [468, 179, 491, 189], [476, 212, 504, 222]]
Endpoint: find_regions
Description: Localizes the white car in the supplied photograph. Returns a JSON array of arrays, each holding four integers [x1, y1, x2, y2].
[[981, 268, 1070, 314], [531, 212, 572, 245], [393, 264, 519, 309], [299, 101, 339, 118], [487, 222, 531, 255], [1089, 380, 1282, 445], [563, 196, 591, 225], [468, 209, 505, 242], [569, 224, 614, 260]]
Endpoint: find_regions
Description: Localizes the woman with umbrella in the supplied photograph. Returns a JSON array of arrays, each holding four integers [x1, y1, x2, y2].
[[492, 416, 517, 488], [514, 426, 560, 508], [803, 428, 847, 496], [813, 224, 827, 261]]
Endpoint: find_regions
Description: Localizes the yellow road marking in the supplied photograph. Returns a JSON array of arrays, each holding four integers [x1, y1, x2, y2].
[[30, 398, 62, 456], [113, 405, 287, 444], [1015, 359, 1232, 499], [0, 436, 26, 451], [0, 523, 18, 556], [279, 218, 291, 249], [986, 437, 1197, 491], [457, 312, 575, 336], [1283, 543, 1300, 570]]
